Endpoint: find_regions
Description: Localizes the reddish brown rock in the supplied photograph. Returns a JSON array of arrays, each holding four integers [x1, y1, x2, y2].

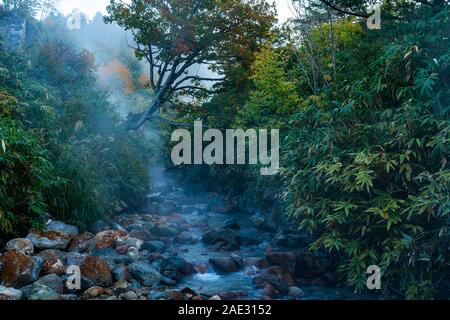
[[94, 230, 128, 249], [68, 232, 94, 253], [41, 256, 66, 276], [0, 251, 41, 288], [128, 230, 153, 241], [5, 238, 34, 256], [80, 256, 113, 287]]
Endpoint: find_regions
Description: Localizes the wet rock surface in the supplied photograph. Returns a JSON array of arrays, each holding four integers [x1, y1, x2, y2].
[[0, 167, 379, 300]]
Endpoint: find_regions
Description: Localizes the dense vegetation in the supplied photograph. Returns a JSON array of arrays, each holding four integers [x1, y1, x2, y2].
[[0, 10, 150, 239]]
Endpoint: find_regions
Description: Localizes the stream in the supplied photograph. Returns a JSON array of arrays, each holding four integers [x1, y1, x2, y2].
[[137, 166, 376, 300]]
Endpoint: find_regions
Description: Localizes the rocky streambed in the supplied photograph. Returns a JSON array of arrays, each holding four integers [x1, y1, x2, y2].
[[0, 167, 374, 300]]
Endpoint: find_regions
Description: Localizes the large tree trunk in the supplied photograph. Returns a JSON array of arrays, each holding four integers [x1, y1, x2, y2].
[[123, 92, 162, 130]]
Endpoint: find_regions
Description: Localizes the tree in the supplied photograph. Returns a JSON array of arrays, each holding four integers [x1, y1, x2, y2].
[[105, 0, 275, 130], [2, 0, 60, 19]]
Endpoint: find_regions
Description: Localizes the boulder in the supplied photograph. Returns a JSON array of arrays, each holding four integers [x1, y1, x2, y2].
[[0, 286, 22, 300], [174, 231, 196, 244], [253, 266, 295, 294], [0, 251, 43, 288], [128, 261, 162, 287], [41, 255, 66, 275], [202, 228, 240, 251], [266, 252, 296, 273], [65, 252, 86, 267], [221, 218, 240, 230], [80, 256, 113, 287], [115, 236, 143, 251], [26, 230, 72, 250], [209, 257, 240, 273], [149, 224, 178, 237], [68, 232, 94, 253], [93, 230, 128, 249], [5, 238, 34, 256], [142, 240, 167, 253], [112, 265, 132, 282], [45, 220, 79, 237], [83, 286, 105, 299], [158, 201, 180, 216], [37, 249, 67, 275], [27, 283, 60, 300], [35, 274, 64, 293], [88, 220, 111, 234], [288, 286, 304, 298], [158, 257, 193, 281]]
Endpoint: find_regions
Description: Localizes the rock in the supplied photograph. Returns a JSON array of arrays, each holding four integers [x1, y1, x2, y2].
[[174, 231, 196, 244], [221, 218, 240, 230], [59, 294, 79, 300], [288, 286, 304, 298], [41, 255, 66, 276], [158, 257, 193, 281], [88, 220, 111, 234], [123, 291, 139, 300], [80, 256, 113, 287], [115, 237, 143, 251], [295, 249, 331, 277], [35, 274, 64, 293], [26, 229, 72, 250], [266, 252, 296, 273], [65, 252, 86, 267], [253, 266, 295, 294], [37, 249, 67, 275], [202, 228, 240, 251], [320, 272, 339, 286], [0, 286, 22, 300], [5, 238, 34, 256], [209, 257, 240, 273], [68, 232, 94, 253], [218, 290, 248, 300], [45, 220, 79, 237], [27, 283, 60, 300], [83, 286, 105, 299], [157, 201, 180, 216], [250, 212, 277, 231], [0, 251, 43, 288], [93, 230, 128, 249], [230, 253, 245, 268], [209, 295, 221, 300], [263, 284, 279, 298], [128, 261, 162, 287], [193, 263, 209, 274], [142, 240, 167, 253], [112, 265, 131, 282], [149, 224, 178, 237], [128, 230, 153, 241]]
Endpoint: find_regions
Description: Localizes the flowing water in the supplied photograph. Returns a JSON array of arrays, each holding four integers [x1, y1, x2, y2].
[[145, 167, 379, 300]]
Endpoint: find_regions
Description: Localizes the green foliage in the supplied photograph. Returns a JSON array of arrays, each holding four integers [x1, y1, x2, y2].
[[0, 118, 55, 234], [279, 6, 450, 298], [0, 18, 150, 234]]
